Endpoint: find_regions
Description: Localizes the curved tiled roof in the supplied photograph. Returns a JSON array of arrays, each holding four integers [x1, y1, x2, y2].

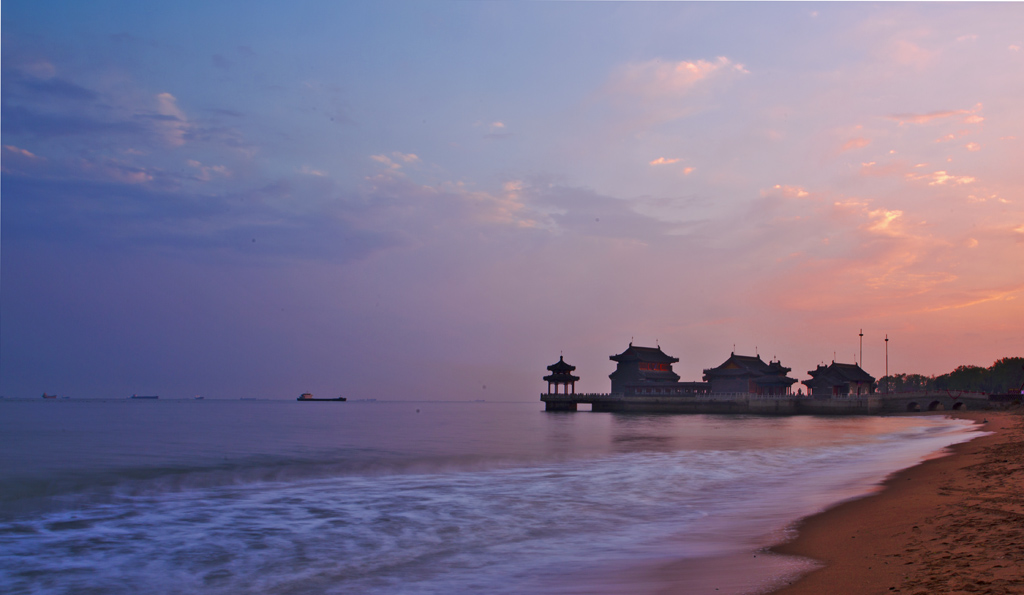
[[546, 355, 576, 373], [609, 344, 679, 364]]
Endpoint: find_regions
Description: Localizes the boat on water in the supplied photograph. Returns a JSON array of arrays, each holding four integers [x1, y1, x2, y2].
[[296, 392, 346, 402], [42, 393, 57, 399], [130, 394, 159, 400]]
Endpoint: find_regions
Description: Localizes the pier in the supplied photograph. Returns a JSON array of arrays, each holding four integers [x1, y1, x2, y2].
[[541, 390, 1010, 415], [541, 343, 1020, 415]]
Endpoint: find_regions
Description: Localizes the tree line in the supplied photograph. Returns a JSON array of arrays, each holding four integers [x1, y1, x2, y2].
[[879, 357, 1024, 394]]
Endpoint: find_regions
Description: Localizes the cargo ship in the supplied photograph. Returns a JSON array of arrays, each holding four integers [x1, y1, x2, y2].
[[296, 392, 346, 402]]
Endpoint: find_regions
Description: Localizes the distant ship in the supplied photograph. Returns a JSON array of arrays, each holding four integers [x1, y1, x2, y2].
[[129, 394, 159, 400], [42, 393, 57, 399], [297, 392, 346, 402]]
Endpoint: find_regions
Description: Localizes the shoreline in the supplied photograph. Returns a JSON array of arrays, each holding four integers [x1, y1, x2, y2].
[[769, 409, 1023, 594]]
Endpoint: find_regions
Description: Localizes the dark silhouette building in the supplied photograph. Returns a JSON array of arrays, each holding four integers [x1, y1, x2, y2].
[[803, 362, 876, 396], [702, 353, 798, 395], [609, 343, 709, 396], [544, 355, 580, 394]]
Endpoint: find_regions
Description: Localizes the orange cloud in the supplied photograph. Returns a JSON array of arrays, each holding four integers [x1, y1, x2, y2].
[[841, 137, 871, 152], [905, 170, 976, 186], [865, 208, 904, 235], [649, 157, 681, 166]]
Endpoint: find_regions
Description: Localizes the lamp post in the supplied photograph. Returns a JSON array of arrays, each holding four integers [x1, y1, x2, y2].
[[859, 329, 863, 367], [885, 334, 889, 394]]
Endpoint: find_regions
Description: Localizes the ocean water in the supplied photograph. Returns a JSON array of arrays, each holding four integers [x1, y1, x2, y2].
[[0, 400, 981, 594]]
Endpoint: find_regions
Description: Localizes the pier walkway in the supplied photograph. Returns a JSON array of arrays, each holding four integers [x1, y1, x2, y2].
[[541, 391, 1011, 415]]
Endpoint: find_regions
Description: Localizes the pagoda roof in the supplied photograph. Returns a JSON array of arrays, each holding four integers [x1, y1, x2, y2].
[[546, 356, 576, 373], [544, 372, 580, 383], [609, 344, 679, 364], [703, 353, 769, 376], [703, 353, 796, 384], [807, 362, 875, 384]]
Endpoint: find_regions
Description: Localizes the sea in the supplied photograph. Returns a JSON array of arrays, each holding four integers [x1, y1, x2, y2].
[[0, 399, 982, 595]]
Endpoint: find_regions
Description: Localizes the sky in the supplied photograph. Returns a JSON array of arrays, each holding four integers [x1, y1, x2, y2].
[[2, 1, 1023, 400]]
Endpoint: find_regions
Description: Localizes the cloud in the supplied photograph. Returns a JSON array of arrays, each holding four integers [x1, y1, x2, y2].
[[370, 152, 420, 172], [865, 208, 904, 235], [2, 105, 147, 138], [1, 172, 392, 265], [763, 184, 811, 199], [187, 159, 231, 181], [860, 160, 978, 188], [299, 165, 327, 177], [965, 142, 981, 152], [860, 161, 899, 177], [607, 57, 748, 100], [840, 137, 871, 152], [649, 157, 681, 166], [1, 67, 210, 155], [886, 104, 983, 126], [888, 40, 936, 69], [370, 154, 402, 171], [154, 93, 190, 146], [391, 152, 420, 164], [98, 164, 154, 184], [599, 57, 748, 127], [4, 145, 42, 160], [905, 170, 976, 186], [15, 75, 98, 102], [477, 120, 511, 139]]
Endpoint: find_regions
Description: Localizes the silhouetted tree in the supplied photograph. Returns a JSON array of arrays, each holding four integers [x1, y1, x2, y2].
[[882, 357, 1024, 394]]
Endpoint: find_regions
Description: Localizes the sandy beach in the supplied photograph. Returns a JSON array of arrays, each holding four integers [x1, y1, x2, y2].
[[771, 408, 1023, 595]]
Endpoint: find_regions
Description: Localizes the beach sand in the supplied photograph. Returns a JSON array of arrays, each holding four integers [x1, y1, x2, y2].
[[771, 408, 1024, 595]]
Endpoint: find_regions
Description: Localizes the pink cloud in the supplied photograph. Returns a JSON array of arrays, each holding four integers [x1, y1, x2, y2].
[[860, 160, 910, 178], [763, 184, 811, 199], [4, 145, 42, 159], [186, 159, 231, 181], [608, 57, 748, 100], [154, 93, 190, 147], [886, 104, 983, 126], [649, 157, 681, 166], [841, 137, 871, 152], [889, 40, 935, 69]]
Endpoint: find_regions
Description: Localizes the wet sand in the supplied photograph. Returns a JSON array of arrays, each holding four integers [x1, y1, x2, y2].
[[771, 409, 1024, 595]]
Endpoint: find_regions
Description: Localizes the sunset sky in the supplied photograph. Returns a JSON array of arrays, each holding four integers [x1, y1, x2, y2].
[[3, 2, 1023, 400]]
